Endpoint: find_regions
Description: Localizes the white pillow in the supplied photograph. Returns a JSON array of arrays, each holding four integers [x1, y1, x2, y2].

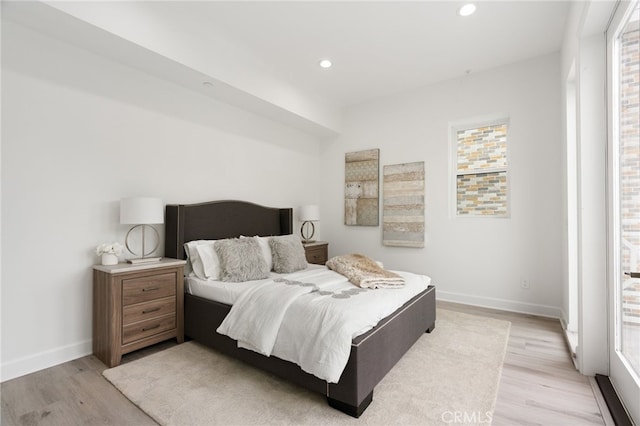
[[195, 242, 221, 280], [184, 240, 216, 279], [257, 236, 273, 271]]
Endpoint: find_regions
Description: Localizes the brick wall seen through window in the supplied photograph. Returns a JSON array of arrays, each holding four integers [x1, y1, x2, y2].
[[455, 122, 508, 216], [619, 8, 639, 325]]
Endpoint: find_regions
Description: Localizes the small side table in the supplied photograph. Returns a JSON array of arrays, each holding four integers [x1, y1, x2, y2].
[[92, 258, 186, 367], [303, 241, 329, 265]]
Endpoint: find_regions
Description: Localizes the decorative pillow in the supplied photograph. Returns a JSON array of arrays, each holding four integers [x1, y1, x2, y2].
[[195, 242, 220, 280], [215, 237, 270, 282], [270, 234, 308, 274], [184, 240, 216, 279], [241, 235, 273, 271]]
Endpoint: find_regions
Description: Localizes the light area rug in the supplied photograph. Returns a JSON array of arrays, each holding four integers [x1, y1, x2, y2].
[[103, 309, 510, 425]]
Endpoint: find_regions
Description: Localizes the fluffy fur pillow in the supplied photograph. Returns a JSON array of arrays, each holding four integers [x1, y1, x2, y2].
[[240, 235, 273, 271], [214, 237, 270, 282], [270, 234, 308, 274]]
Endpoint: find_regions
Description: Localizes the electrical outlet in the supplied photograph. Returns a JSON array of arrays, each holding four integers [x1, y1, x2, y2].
[[521, 279, 530, 289]]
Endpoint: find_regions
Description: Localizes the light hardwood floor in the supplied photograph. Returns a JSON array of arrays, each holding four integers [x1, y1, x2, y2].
[[1, 302, 610, 425], [438, 301, 609, 426]]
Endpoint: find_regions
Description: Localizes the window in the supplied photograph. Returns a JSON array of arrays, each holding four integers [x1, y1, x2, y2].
[[453, 120, 509, 217]]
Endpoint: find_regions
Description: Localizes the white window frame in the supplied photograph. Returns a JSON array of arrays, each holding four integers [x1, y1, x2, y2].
[[449, 114, 511, 218]]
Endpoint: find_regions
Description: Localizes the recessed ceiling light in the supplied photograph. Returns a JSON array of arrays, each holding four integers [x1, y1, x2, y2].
[[319, 59, 332, 69], [458, 3, 476, 16]]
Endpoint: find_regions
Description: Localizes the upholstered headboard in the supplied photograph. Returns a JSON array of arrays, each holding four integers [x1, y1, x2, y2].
[[164, 200, 293, 260]]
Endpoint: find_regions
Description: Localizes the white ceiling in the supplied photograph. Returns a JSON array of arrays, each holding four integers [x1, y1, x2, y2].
[[147, 1, 572, 108], [4, 1, 573, 136]]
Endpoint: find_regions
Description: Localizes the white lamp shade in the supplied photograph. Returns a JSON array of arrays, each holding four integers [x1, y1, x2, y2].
[[120, 197, 164, 224], [298, 205, 320, 222]]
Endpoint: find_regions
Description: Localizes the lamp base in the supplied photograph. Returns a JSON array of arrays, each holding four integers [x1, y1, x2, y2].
[[127, 257, 162, 264], [301, 221, 316, 243], [125, 224, 160, 258]]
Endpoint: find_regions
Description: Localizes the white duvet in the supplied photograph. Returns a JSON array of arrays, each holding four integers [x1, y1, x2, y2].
[[217, 267, 430, 383]]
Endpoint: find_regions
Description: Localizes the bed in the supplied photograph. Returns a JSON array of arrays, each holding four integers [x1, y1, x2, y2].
[[164, 200, 436, 417]]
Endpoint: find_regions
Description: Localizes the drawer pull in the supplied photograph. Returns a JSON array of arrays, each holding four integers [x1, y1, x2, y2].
[[142, 324, 160, 332], [142, 307, 161, 314], [142, 287, 160, 292]]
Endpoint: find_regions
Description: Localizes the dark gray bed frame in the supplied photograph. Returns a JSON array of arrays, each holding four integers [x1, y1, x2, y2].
[[165, 200, 436, 417]]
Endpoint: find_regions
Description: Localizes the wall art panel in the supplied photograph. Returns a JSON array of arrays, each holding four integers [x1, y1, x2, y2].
[[345, 149, 379, 226], [383, 161, 425, 247]]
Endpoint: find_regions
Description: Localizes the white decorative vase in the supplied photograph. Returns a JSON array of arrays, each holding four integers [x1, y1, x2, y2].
[[101, 253, 118, 266]]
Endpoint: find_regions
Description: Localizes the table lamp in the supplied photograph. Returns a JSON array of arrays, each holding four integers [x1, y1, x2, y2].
[[299, 205, 320, 243], [120, 197, 164, 263]]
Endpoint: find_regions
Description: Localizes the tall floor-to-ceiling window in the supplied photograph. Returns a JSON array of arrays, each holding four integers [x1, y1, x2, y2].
[[607, 1, 640, 422]]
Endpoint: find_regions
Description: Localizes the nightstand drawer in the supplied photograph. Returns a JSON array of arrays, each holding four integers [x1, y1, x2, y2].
[[123, 273, 176, 306], [305, 246, 327, 264], [122, 296, 176, 326], [304, 242, 328, 265], [122, 314, 176, 345]]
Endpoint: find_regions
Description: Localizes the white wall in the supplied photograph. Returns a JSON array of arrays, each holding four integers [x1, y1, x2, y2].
[[1, 21, 323, 381], [319, 53, 563, 317]]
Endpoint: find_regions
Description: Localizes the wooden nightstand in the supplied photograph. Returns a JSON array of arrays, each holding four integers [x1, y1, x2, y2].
[[92, 258, 186, 367], [303, 241, 329, 265]]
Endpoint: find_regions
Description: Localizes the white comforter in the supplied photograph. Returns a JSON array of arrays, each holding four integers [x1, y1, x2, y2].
[[217, 267, 430, 383]]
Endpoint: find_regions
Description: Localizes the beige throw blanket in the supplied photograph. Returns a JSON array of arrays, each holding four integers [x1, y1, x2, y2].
[[325, 253, 405, 289]]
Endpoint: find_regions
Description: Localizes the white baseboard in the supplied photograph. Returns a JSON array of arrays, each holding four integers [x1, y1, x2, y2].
[[437, 290, 563, 319], [557, 308, 579, 368], [559, 308, 569, 330], [1, 339, 92, 383]]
